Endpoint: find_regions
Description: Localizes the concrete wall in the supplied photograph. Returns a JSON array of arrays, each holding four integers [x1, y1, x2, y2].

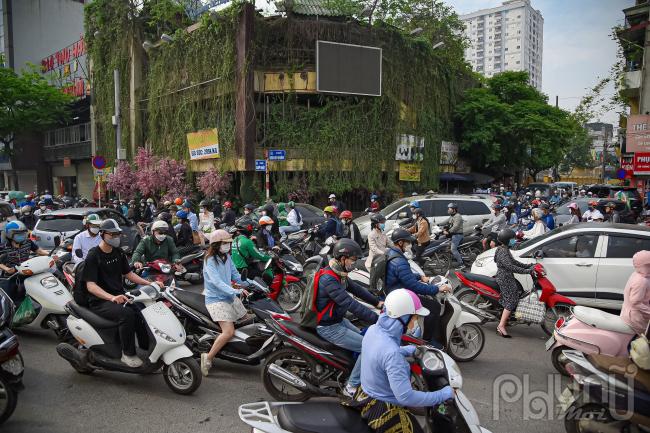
[[77, 162, 93, 199]]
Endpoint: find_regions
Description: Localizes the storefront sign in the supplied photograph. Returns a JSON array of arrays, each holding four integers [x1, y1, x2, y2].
[[398, 162, 421, 182], [633, 152, 650, 175], [440, 141, 458, 165], [395, 135, 424, 162], [63, 157, 71, 168], [41, 37, 85, 72], [187, 128, 220, 160], [626, 115, 650, 152], [40, 36, 88, 99]]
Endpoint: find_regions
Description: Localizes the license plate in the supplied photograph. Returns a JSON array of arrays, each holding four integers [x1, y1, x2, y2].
[[545, 335, 556, 351]]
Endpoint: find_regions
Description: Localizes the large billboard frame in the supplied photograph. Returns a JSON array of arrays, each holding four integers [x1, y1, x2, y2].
[[316, 40, 382, 97]]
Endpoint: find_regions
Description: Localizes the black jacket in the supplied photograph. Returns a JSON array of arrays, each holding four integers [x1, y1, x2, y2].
[[176, 222, 193, 247], [222, 209, 236, 226], [341, 222, 363, 246], [315, 267, 379, 326]]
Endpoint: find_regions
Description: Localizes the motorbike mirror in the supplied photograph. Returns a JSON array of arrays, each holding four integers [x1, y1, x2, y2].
[[74, 248, 83, 258], [398, 211, 407, 219], [533, 249, 544, 259]]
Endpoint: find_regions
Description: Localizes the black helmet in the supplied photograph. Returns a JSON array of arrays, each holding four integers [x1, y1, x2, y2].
[[391, 228, 416, 244], [158, 211, 172, 223], [235, 219, 256, 235], [370, 213, 386, 224], [199, 199, 210, 207], [263, 204, 275, 215], [412, 208, 423, 217], [448, 202, 458, 209], [99, 218, 122, 234], [333, 238, 362, 259], [244, 203, 256, 211], [497, 228, 516, 245]]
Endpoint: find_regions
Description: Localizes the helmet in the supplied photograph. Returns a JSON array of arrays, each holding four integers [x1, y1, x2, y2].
[[38, 200, 46, 206], [588, 200, 598, 206], [323, 206, 335, 214], [506, 192, 513, 197], [384, 289, 430, 318], [224, 201, 232, 208], [391, 228, 416, 244], [83, 213, 102, 226], [332, 238, 362, 259], [163, 200, 172, 207], [151, 220, 169, 232], [235, 220, 255, 234], [259, 216, 274, 226], [20, 205, 31, 214], [158, 211, 172, 223], [209, 229, 233, 244], [199, 200, 210, 207], [497, 228, 516, 245], [244, 203, 255, 211], [568, 202, 578, 210], [370, 213, 386, 224], [5, 220, 27, 240], [99, 218, 122, 234], [412, 208, 423, 217], [370, 194, 378, 201], [174, 197, 183, 206], [447, 202, 458, 209], [287, 201, 295, 208], [182, 200, 192, 208], [328, 194, 336, 199], [409, 201, 420, 209], [176, 210, 188, 219], [630, 334, 650, 370], [263, 204, 275, 215], [606, 202, 616, 208], [340, 210, 353, 219], [147, 198, 154, 204]]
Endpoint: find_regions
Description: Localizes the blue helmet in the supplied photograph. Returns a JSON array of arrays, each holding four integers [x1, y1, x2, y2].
[[506, 192, 513, 197], [409, 201, 420, 209], [5, 220, 27, 240], [176, 210, 188, 219], [371, 194, 378, 201]]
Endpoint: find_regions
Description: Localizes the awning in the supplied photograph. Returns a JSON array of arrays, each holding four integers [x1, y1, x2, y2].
[[439, 173, 473, 182], [470, 172, 495, 185]]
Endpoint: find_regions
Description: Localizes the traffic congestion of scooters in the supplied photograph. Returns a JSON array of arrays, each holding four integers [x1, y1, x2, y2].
[[0, 184, 649, 433]]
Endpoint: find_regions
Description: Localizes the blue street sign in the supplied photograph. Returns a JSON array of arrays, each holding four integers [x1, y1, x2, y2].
[[255, 159, 267, 171], [268, 149, 286, 161]]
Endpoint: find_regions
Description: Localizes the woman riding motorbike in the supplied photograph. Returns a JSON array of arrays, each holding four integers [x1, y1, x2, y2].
[[621, 250, 650, 335]]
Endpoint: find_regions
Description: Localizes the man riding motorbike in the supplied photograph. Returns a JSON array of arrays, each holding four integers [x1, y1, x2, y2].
[[72, 213, 103, 264], [231, 220, 272, 284], [385, 228, 451, 348], [349, 288, 454, 433], [156, 212, 177, 244], [131, 220, 180, 271], [19, 205, 37, 230], [443, 202, 464, 267], [481, 203, 507, 251], [80, 219, 152, 368], [315, 238, 383, 397], [340, 210, 363, 246], [316, 206, 339, 240]]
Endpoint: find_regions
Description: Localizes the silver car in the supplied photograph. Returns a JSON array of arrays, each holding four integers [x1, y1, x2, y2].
[[354, 194, 494, 241], [31, 207, 141, 250]]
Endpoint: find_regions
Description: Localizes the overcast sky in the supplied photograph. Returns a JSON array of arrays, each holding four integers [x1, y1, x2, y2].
[[444, 0, 633, 124]]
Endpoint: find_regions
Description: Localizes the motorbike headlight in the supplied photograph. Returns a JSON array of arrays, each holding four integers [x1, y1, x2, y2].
[[40, 276, 60, 289], [160, 264, 172, 273], [474, 258, 487, 268], [153, 327, 177, 343], [421, 351, 445, 371]]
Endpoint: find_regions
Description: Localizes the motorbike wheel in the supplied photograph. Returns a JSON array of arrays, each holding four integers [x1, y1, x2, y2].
[[564, 402, 617, 433], [277, 281, 305, 313], [163, 357, 202, 395], [551, 345, 571, 376], [447, 323, 485, 362], [541, 303, 573, 336], [423, 254, 450, 275], [262, 348, 317, 402], [455, 286, 489, 309], [0, 376, 18, 425]]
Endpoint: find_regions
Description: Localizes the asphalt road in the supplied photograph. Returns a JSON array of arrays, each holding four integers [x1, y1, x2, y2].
[[5, 283, 568, 433]]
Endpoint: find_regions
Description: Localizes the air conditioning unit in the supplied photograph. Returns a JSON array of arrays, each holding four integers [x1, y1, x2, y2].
[[117, 148, 127, 160]]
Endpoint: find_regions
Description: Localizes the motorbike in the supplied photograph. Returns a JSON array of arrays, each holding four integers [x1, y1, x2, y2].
[[56, 283, 202, 395], [559, 349, 650, 433], [454, 262, 575, 335], [241, 345, 493, 433], [0, 288, 24, 425], [125, 254, 202, 290], [163, 279, 290, 365], [285, 227, 323, 264], [546, 306, 637, 376], [265, 250, 305, 313]]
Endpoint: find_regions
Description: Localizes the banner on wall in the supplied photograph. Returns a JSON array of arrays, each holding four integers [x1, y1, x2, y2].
[[626, 115, 650, 152], [399, 162, 421, 182], [633, 152, 650, 175], [187, 128, 220, 160]]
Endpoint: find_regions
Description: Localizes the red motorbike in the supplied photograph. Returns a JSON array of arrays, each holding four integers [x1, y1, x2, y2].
[[454, 264, 575, 335], [265, 251, 305, 314]]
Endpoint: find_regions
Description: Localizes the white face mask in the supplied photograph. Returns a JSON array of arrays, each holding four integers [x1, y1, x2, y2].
[[40, 206, 47, 211], [219, 243, 231, 254], [265, 225, 272, 231], [200, 207, 205, 212], [89, 227, 100, 235], [155, 233, 167, 242]]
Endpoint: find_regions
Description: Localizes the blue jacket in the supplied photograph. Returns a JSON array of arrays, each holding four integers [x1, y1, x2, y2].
[[361, 313, 454, 407], [385, 247, 439, 296], [543, 214, 555, 230], [317, 218, 337, 239], [203, 254, 249, 304], [316, 267, 379, 326]]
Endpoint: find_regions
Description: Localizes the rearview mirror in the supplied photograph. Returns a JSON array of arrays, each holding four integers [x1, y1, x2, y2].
[[533, 250, 544, 259], [398, 212, 407, 219]]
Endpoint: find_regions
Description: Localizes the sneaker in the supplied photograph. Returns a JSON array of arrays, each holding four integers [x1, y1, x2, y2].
[[343, 383, 358, 398], [121, 353, 143, 368], [200, 353, 211, 377]]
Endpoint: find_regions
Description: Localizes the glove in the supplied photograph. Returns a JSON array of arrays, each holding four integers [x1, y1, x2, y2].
[[439, 385, 455, 402]]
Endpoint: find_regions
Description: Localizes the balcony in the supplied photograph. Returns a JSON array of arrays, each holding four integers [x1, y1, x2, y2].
[[43, 123, 92, 163], [621, 69, 642, 98], [43, 142, 92, 162]]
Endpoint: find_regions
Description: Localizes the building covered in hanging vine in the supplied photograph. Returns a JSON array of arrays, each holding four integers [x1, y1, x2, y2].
[[84, 0, 474, 202]]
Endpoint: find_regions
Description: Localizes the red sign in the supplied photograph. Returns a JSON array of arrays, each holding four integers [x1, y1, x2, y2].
[[41, 37, 85, 73], [61, 78, 87, 98], [633, 152, 650, 174]]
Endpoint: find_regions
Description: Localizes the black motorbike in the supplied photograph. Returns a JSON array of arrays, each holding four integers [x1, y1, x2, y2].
[[0, 288, 24, 425]]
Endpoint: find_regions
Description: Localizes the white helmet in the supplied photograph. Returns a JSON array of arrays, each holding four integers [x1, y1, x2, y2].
[[151, 220, 169, 232], [384, 289, 430, 318], [535, 190, 542, 198]]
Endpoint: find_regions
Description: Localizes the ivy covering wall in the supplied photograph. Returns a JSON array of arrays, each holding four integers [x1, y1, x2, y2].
[[84, 0, 473, 195]]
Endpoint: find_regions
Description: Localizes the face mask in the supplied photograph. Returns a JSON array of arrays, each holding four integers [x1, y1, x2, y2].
[[412, 214, 417, 220], [200, 208, 206, 213], [323, 213, 328, 218], [265, 225, 272, 231], [244, 210, 250, 215], [408, 319, 422, 338], [508, 238, 516, 247], [105, 236, 120, 248], [155, 233, 167, 242], [379, 223, 385, 231], [40, 206, 46, 211], [261, 211, 267, 216], [219, 243, 231, 254], [24, 211, 30, 215], [89, 227, 100, 235], [13, 234, 26, 243]]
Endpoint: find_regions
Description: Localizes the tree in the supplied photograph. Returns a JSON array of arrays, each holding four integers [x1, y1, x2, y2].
[[107, 160, 137, 199], [455, 71, 586, 180], [196, 166, 231, 198], [0, 65, 73, 153]]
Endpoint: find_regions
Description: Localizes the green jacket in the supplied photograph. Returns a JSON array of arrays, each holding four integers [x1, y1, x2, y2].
[[232, 235, 270, 270], [277, 203, 288, 227], [132, 235, 180, 264]]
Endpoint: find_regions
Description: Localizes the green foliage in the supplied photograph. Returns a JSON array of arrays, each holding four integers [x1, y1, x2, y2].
[[0, 65, 73, 150]]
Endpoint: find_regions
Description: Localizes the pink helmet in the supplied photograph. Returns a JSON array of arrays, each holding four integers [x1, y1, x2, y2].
[[384, 289, 430, 318], [568, 202, 578, 210]]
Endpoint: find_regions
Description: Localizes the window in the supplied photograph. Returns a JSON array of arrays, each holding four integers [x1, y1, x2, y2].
[[457, 201, 490, 216], [541, 235, 599, 259], [424, 200, 448, 217], [36, 216, 84, 232], [606, 235, 650, 258]]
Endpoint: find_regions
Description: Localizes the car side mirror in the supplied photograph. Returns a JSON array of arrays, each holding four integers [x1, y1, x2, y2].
[[533, 250, 544, 259], [75, 248, 83, 258], [398, 212, 407, 219]]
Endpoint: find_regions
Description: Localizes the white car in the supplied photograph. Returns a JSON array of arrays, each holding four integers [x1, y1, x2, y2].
[[470, 223, 650, 311]]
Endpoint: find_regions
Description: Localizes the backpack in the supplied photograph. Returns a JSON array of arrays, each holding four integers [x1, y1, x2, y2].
[[369, 252, 398, 296], [334, 218, 345, 238], [72, 260, 89, 307], [299, 268, 340, 328]]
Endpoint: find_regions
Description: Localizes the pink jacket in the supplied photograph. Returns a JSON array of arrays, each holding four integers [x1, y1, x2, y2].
[[621, 250, 650, 334]]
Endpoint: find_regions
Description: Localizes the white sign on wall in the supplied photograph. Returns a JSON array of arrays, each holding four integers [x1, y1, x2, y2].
[[395, 134, 425, 162]]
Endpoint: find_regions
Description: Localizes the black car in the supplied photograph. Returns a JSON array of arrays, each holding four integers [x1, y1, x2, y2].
[[587, 185, 642, 216]]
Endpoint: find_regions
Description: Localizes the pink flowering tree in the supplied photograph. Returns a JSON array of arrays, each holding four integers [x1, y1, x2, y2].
[[196, 166, 231, 198], [133, 148, 159, 197], [106, 160, 136, 199], [158, 156, 188, 199]]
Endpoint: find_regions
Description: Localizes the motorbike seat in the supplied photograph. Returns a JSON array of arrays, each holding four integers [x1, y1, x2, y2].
[[589, 354, 650, 393], [67, 302, 118, 329], [277, 402, 372, 433], [457, 271, 500, 291], [172, 289, 255, 329], [280, 321, 354, 361], [572, 306, 635, 334]]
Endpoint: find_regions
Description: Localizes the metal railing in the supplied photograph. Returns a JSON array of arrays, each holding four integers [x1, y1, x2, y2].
[[43, 123, 92, 162]]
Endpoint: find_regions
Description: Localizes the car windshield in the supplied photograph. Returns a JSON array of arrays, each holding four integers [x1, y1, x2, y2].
[[37, 216, 84, 232], [512, 229, 558, 251], [380, 199, 408, 217]]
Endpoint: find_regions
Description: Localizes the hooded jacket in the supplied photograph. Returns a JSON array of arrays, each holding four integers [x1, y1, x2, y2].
[[385, 247, 439, 296], [621, 250, 650, 334], [360, 313, 454, 407]]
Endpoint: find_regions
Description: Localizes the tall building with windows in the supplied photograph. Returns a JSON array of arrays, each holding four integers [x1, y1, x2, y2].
[[460, 0, 543, 90]]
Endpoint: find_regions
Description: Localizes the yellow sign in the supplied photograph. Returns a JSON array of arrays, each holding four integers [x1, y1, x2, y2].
[[399, 162, 421, 182], [187, 128, 220, 160]]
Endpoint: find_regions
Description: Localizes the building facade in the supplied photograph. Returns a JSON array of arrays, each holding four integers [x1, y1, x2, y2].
[[585, 122, 614, 156], [460, 0, 543, 90], [1, 0, 93, 198]]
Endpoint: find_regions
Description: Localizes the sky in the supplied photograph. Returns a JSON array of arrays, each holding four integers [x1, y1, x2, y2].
[[443, 0, 633, 125]]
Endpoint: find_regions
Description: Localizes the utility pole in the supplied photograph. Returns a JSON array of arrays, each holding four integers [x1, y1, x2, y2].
[[601, 131, 608, 183], [113, 69, 121, 160]]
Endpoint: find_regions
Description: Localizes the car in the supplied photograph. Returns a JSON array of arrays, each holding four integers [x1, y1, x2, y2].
[[354, 194, 494, 241], [526, 182, 552, 198], [587, 185, 642, 215], [31, 207, 141, 251], [252, 203, 325, 229], [555, 198, 636, 226], [469, 223, 650, 310]]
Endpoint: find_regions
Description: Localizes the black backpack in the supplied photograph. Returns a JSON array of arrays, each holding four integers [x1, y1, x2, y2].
[[369, 252, 398, 296], [72, 260, 89, 307]]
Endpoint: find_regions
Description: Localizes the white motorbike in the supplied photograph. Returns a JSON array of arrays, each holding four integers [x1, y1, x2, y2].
[[7, 255, 73, 341], [55, 284, 201, 395], [239, 345, 492, 433]]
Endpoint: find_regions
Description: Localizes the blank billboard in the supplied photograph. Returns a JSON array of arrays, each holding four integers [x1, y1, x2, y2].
[[316, 40, 382, 97]]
